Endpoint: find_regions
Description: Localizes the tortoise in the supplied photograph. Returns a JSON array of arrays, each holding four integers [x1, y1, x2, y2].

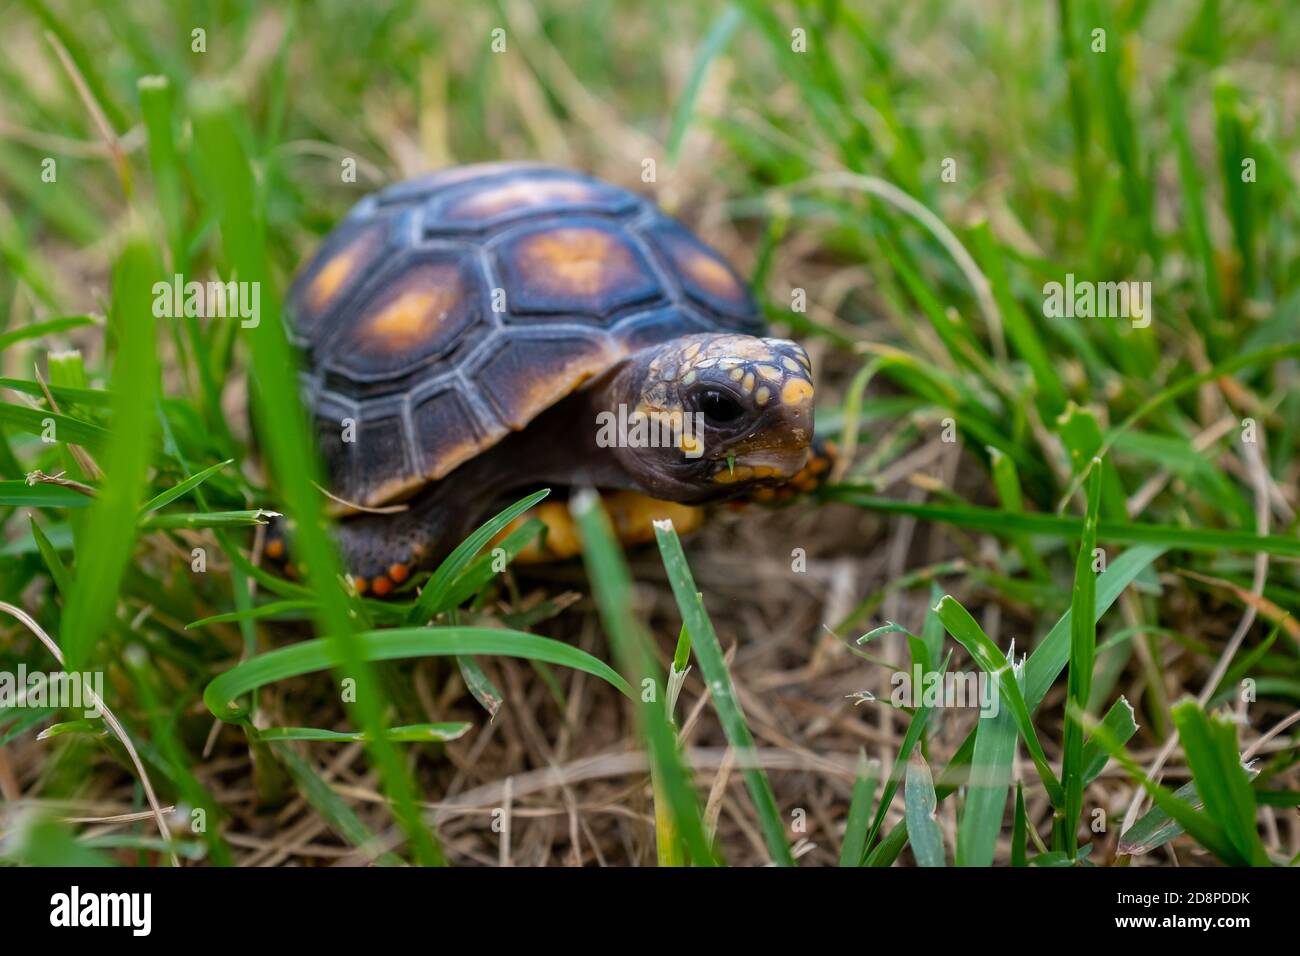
[[271, 162, 831, 596]]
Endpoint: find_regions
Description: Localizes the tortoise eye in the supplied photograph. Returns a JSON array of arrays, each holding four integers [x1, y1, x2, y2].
[[698, 389, 744, 423]]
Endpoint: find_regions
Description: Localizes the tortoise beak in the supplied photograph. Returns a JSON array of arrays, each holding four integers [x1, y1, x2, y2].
[[709, 445, 811, 485], [738, 446, 812, 477]]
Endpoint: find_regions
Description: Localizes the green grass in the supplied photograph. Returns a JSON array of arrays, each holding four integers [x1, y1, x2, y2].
[[654, 520, 794, 865], [2, 0, 1298, 866], [573, 490, 717, 866]]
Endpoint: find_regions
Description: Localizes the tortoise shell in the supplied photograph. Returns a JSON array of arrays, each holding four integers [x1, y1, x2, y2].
[[286, 163, 766, 510]]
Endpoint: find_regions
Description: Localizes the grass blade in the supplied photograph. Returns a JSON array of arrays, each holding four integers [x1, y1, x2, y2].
[[988, 447, 1049, 580], [140, 509, 276, 529], [273, 745, 402, 866], [1060, 461, 1102, 854], [404, 489, 549, 625], [933, 596, 1062, 806], [30, 516, 71, 594], [1011, 782, 1028, 867], [187, 600, 319, 629], [0, 315, 97, 351], [1079, 706, 1248, 865], [0, 402, 111, 451], [137, 75, 185, 269], [571, 490, 717, 866], [666, 5, 743, 164], [456, 655, 503, 720], [956, 660, 1021, 866], [864, 649, 952, 858], [868, 545, 1165, 866], [1170, 698, 1268, 865], [438, 517, 545, 610], [204, 626, 631, 719], [256, 723, 472, 744], [1118, 778, 1206, 856], [904, 754, 945, 867], [1082, 696, 1138, 784], [190, 86, 441, 866], [654, 520, 795, 866], [60, 232, 158, 671], [838, 749, 879, 867], [0, 481, 93, 508], [138, 458, 232, 514], [824, 490, 1300, 558]]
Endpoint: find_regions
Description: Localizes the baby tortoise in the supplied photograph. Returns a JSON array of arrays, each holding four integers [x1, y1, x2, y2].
[[270, 163, 832, 595]]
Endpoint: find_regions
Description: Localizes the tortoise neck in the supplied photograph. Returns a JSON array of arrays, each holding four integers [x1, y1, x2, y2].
[[449, 371, 639, 502]]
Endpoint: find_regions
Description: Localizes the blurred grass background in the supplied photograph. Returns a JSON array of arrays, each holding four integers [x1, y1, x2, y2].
[[0, 0, 1298, 866]]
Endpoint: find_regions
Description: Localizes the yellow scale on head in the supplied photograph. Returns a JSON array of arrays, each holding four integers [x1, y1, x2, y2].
[[661, 335, 816, 418], [781, 377, 813, 406]]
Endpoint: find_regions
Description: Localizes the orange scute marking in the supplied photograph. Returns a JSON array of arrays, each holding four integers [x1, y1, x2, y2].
[[687, 251, 740, 298], [449, 178, 596, 219], [519, 227, 626, 297], [388, 563, 409, 584], [309, 250, 356, 310], [371, 576, 393, 597], [354, 577, 368, 594], [362, 285, 458, 353], [265, 538, 284, 560]]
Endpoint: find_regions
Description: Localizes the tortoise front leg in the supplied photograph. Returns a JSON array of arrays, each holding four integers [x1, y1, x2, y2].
[[265, 485, 473, 597], [333, 511, 433, 596]]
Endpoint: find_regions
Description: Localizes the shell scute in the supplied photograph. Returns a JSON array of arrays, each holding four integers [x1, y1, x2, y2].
[[471, 332, 621, 430], [351, 411, 422, 506], [429, 169, 637, 232], [410, 385, 496, 482], [643, 220, 759, 327], [495, 222, 661, 320], [318, 252, 481, 383], [288, 219, 391, 345]]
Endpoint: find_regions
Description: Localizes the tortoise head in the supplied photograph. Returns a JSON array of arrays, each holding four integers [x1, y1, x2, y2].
[[600, 333, 816, 502]]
